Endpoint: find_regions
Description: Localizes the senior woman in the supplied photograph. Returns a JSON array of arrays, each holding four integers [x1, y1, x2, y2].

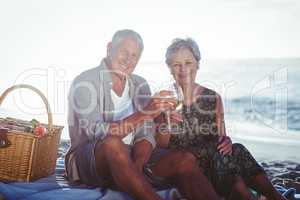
[[154, 38, 287, 200]]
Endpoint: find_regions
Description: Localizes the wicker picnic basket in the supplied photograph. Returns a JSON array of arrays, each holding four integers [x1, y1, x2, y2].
[[0, 84, 63, 182]]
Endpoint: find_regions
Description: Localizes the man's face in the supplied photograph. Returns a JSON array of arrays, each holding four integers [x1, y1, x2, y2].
[[109, 37, 141, 77]]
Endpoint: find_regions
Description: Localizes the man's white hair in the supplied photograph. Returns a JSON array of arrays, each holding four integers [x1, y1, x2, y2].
[[111, 29, 144, 53]]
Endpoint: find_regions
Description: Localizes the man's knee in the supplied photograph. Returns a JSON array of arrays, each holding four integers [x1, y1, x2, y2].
[[96, 136, 127, 157], [173, 151, 197, 174], [180, 151, 197, 164]]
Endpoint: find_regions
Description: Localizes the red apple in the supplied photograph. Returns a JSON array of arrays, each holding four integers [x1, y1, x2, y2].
[[34, 126, 46, 137]]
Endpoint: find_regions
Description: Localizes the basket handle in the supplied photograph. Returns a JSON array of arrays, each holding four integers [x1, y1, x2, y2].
[[0, 84, 53, 131]]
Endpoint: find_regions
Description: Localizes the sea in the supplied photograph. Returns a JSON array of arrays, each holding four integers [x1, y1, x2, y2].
[[1, 57, 300, 162]]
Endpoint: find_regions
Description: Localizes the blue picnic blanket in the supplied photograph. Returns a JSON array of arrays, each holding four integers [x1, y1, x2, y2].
[[0, 158, 181, 200], [1, 158, 299, 200]]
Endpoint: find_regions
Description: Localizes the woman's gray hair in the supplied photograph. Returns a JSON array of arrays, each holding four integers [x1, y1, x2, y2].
[[165, 38, 201, 66], [111, 29, 144, 53]]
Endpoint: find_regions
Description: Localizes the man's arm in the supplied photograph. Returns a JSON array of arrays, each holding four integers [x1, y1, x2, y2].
[[106, 110, 153, 138]]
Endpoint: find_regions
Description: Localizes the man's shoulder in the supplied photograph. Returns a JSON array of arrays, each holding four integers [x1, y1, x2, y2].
[[72, 66, 102, 85], [130, 74, 148, 85]]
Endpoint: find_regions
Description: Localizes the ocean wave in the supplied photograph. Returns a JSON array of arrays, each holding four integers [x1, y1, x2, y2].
[[226, 97, 300, 131]]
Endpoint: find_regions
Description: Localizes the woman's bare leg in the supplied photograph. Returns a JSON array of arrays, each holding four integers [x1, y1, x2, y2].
[[248, 173, 287, 200], [228, 176, 256, 200], [151, 150, 221, 200]]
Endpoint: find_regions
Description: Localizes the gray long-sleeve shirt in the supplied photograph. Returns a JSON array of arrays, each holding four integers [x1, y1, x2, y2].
[[65, 59, 156, 183]]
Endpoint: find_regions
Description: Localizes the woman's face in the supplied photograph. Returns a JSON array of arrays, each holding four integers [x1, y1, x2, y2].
[[169, 48, 198, 88]]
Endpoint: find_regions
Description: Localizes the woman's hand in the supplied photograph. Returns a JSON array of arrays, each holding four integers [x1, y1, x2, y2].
[[217, 136, 232, 155], [154, 110, 183, 124], [169, 110, 183, 123]]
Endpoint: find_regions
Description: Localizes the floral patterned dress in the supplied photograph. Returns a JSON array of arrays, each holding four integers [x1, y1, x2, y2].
[[169, 87, 265, 197]]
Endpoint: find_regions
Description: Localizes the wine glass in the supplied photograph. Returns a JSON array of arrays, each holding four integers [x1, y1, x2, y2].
[[161, 82, 184, 132]]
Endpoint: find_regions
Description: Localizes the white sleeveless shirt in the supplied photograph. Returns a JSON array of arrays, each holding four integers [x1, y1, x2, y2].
[[110, 79, 134, 144]]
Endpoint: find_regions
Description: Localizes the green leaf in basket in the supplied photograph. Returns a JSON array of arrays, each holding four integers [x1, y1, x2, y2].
[[30, 119, 40, 128]]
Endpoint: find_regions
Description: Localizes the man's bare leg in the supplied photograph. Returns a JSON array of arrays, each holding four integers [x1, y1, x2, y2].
[[150, 150, 221, 200], [95, 136, 162, 200]]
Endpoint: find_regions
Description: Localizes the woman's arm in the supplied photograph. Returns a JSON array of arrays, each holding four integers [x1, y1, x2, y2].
[[155, 131, 171, 148], [216, 94, 232, 155], [153, 113, 171, 148], [216, 94, 226, 136], [154, 110, 183, 148]]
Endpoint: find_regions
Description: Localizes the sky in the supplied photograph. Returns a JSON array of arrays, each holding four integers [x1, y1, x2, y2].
[[0, 0, 299, 134], [1, 0, 299, 70]]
